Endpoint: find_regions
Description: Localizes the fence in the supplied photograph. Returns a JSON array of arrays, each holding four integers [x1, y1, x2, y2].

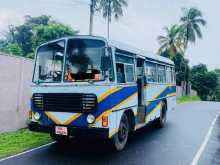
[[0, 53, 33, 133]]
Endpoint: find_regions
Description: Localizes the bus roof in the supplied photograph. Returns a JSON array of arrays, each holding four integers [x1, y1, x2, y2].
[[108, 40, 174, 65], [40, 35, 174, 65]]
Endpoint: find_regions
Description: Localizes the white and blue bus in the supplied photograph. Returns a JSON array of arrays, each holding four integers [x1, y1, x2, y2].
[[28, 36, 176, 151]]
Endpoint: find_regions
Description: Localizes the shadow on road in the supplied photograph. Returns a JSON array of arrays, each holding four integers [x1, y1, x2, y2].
[[42, 121, 173, 165]]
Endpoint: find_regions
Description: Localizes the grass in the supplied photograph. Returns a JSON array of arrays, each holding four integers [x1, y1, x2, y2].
[[177, 95, 201, 104], [0, 129, 52, 159]]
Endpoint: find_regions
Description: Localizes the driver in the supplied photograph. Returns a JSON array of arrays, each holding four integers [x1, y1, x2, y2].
[[65, 65, 74, 81]]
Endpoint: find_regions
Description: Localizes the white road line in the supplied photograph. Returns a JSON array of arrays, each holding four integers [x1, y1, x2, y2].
[[0, 142, 55, 162], [191, 111, 220, 165]]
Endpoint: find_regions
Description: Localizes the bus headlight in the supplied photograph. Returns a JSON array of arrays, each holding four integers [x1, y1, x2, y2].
[[33, 112, 41, 121], [87, 114, 95, 124]]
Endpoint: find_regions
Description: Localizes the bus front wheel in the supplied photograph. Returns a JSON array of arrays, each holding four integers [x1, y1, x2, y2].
[[112, 113, 129, 151]]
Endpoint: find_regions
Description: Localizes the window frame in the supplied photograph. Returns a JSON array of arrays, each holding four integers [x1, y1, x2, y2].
[[115, 51, 135, 84]]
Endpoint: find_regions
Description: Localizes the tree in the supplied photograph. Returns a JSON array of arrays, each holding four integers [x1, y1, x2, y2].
[[179, 7, 206, 50], [25, 15, 50, 26], [172, 53, 190, 86], [98, 0, 128, 39], [190, 64, 218, 100], [32, 23, 78, 50], [1, 15, 78, 58], [157, 25, 184, 58], [89, 0, 99, 35]]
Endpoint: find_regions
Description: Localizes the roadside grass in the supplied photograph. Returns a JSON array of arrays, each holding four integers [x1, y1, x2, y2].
[[177, 95, 201, 104], [0, 129, 52, 159]]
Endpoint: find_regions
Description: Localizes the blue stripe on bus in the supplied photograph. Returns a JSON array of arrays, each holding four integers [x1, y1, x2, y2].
[[68, 86, 138, 126]]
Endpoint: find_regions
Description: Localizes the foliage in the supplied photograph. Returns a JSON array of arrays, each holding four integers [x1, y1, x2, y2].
[[172, 53, 190, 86], [177, 95, 201, 104], [157, 7, 207, 98], [179, 7, 206, 50], [0, 129, 51, 159], [98, 0, 128, 22], [213, 69, 220, 101], [1, 15, 78, 58], [157, 25, 184, 58], [32, 23, 77, 50], [190, 64, 218, 100]]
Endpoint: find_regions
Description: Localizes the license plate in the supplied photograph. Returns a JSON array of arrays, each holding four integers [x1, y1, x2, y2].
[[55, 126, 68, 136]]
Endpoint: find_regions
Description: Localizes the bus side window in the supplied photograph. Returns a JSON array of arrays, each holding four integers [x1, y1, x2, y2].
[[166, 66, 172, 83], [116, 63, 125, 83], [158, 65, 166, 83], [125, 64, 135, 82], [146, 62, 157, 83]]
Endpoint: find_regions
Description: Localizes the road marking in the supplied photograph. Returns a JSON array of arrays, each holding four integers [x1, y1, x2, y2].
[[191, 110, 220, 165], [0, 142, 55, 162]]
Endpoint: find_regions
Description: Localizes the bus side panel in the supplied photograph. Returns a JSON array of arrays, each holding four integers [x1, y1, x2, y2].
[[145, 84, 176, 122], [108, 85, 138, 139]]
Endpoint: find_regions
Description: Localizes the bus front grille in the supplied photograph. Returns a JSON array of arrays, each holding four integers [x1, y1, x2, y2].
[[32, 93, 97, 113]]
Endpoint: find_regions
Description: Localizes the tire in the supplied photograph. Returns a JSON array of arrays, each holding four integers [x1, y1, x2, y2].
[[112, 113, 129, 151], [157, 101, 167, 128]]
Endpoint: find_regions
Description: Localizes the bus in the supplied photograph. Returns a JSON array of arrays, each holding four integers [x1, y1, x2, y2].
[[28, 35, 176, 151]]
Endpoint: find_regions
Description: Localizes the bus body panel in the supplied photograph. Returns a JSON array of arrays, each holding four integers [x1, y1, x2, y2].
[[29, 36, 176, 142], [31, 84, 139, 138]]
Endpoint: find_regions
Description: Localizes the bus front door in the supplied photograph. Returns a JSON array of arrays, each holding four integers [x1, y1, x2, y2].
[[136, 58, 146, 124]]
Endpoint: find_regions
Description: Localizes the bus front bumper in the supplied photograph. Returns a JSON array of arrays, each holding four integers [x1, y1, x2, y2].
[[28, 122, 109, 139]]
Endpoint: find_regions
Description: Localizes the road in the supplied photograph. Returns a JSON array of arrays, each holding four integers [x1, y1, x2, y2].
[[1, 101, 220, 165]]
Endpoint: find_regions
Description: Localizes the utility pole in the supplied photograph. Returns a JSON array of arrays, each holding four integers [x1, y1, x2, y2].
[[89, 0, 95, 35], [107, 0, 111, 40]]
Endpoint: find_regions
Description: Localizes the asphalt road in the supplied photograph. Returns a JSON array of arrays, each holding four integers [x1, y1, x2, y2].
[[1, 101, 220, 165]]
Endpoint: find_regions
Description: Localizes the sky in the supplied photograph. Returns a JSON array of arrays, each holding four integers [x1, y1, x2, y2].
[[0, 0, 219, 70]]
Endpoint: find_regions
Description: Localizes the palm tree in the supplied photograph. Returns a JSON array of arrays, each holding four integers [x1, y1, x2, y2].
[[179, 7, 206, 50], [89, 0, 99, 35], [98, 0, 128, 39], [157, 24, 184, 59]]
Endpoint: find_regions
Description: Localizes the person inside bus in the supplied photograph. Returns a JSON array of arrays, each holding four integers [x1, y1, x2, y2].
[[116, 63, 125, 83], [66, 40, 94, 80]]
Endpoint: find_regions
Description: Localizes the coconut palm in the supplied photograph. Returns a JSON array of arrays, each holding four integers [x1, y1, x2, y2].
[[157, 24, 184, 59], [179, 7, 206, 50], [89, 0, 99, 35], [98, 0, 128, 39]]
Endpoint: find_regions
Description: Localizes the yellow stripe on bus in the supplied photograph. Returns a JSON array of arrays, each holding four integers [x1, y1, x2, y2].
[[45, 112, 62, 125], [95, 92, 138, 124], [63, 113, 82, 125], [109, 128, 119, 138], [145, 102, 161, 121], [97, 87, 123, 103]]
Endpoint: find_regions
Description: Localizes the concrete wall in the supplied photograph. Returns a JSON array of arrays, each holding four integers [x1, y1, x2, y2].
[[0, 53, 33, 133], [176, 86, 197, 97]]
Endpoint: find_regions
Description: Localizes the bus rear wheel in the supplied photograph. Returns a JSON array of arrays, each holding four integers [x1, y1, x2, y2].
[[157, 101, 167, 128], [112, 113, 129, 151]]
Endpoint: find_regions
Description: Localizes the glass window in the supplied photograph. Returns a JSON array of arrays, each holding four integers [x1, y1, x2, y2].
[[64, 39, 109, 82], [171, 67, 176, 83], [125, 64, 135, 82], [33, 40, 65, 83], [115, 54, 135, 83], [116, 63, 125, 83], [157, 65, 166, 83], [115, 54, 134, 64], [146, 62, 157, 82], [166, 66, 172, 83]]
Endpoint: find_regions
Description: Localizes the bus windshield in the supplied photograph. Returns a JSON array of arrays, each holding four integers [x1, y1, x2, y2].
[[33, 40, 65, 83], [64, 39, 107, 82]]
